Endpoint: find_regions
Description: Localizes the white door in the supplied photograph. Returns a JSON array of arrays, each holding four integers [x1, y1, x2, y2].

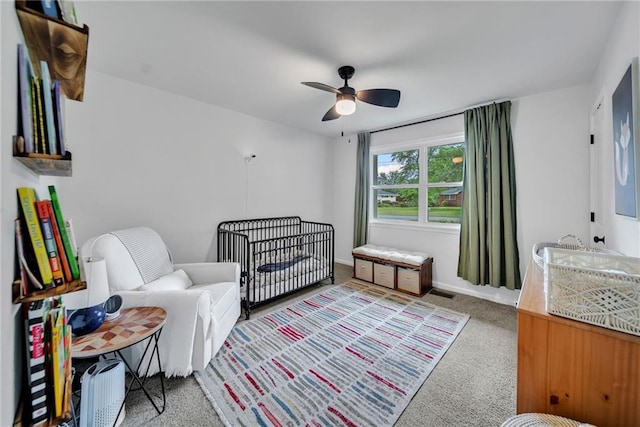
[[590, 95, 608, 247]]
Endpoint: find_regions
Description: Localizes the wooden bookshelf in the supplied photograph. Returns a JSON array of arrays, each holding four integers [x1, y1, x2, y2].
[[14, 151, 72, 177], [12, 2, 89, 425], [13, 279, 86, 304], [13, 0, 90, 178]]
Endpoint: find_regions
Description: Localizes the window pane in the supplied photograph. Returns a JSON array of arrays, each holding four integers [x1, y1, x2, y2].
[[428, 186, 463, 223], [375, 188, 418, 221], [374, 150, 419, 185], [427, 143, 464, 183]]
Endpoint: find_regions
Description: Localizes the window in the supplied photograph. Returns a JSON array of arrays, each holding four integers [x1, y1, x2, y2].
[[372, 137, 465, 224]]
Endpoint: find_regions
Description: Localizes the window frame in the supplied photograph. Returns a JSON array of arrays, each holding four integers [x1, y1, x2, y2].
[[370, 132, 465, 228]]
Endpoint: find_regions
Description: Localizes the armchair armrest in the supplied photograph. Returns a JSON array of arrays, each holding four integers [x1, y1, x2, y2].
[[175, 262, 240, 286], [114, 289, 213, 377]]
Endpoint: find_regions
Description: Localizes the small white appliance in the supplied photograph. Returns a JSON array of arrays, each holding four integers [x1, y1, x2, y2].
[[80, 359, 125, 427]]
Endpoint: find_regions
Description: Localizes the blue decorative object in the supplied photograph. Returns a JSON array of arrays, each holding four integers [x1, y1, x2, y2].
[[257, 255, 311, 273], [69, 304, 106, 336]]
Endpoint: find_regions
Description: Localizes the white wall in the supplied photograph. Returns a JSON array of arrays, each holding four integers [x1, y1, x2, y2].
[[591, 1, 640, 257], [59, 71, 333, 262], [332, 135, 358, 264], [332, 85, 593, 306], [513, 85, 592, 262]]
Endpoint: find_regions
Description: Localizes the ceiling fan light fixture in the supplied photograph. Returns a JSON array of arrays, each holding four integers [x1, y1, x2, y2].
[[302, 65, 399, 121], [335, 93, 356, 116]]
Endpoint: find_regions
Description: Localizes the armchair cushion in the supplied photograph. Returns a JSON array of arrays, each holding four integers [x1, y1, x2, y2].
[[139, 269, 192, 292]]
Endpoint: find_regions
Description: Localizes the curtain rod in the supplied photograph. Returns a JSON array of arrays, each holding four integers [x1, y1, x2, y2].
[[370, 98, 509, 134], [370, 112, 462, 134]]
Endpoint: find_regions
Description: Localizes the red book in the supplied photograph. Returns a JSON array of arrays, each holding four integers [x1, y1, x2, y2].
[[35, 201, 64, 286], [45, 200, 72, 283]]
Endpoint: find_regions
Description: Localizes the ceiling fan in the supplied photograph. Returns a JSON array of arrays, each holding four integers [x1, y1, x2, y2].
[[302, 65, 401, 121]]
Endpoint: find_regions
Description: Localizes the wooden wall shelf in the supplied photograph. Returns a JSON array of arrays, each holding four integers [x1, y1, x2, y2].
[[14, 151, 72, 177], [13, 279, 86, 304]]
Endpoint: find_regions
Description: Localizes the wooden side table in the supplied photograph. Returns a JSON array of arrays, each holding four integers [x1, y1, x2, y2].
[[71, 306, 167, 425]]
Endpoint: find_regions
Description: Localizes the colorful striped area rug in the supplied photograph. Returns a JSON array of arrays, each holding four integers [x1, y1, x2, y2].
[[194, 281, 469, 426]]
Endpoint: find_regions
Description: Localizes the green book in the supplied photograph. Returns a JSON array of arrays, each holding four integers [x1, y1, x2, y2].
[[48, 186, 80, 280]]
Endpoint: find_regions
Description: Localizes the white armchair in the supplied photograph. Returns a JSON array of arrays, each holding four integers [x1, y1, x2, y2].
[[80, 227, 240, 377]]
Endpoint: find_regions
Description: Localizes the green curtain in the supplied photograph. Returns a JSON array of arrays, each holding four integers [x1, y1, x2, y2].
[[458, 101, 521, 290], [353, 132, 370, 248]]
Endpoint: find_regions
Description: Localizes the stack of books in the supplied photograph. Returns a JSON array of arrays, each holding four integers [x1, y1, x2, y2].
[[16, 43, 68, 158], [15, 185, 80, 297], [23, 297, 72, 426]]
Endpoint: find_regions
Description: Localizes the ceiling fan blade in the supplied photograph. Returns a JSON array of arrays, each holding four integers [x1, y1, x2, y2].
[[322, 105, 340, 121], [356, 89, 401, 108], [301, 82, 341, 94]]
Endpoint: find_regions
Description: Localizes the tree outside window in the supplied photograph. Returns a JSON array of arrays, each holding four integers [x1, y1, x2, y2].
[[372, 140, 464, 224]]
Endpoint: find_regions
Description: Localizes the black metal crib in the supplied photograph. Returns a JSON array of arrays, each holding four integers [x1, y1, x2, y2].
[[217, 217, 334, 318]]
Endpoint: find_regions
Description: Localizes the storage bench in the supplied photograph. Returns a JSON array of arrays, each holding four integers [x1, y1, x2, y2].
[[352, 244, 433, 296]]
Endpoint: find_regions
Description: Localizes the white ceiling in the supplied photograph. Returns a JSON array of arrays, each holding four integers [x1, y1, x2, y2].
[[76, 1, 622, 139]]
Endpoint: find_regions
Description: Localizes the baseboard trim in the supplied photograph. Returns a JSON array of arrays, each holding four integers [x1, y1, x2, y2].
[[433, 280, 519, 306]]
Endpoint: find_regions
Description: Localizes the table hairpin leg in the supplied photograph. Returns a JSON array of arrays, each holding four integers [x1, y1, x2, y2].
[[110, 327, 166, 426], [71, 307, 168, 427]]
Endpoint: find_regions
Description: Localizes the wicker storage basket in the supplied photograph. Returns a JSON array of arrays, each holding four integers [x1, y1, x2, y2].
[[532, 234, 618, 268], [543, 247, 640, 336]]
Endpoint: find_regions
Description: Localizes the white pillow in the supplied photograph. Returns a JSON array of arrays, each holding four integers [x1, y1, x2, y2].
[[138, 269, 193, 291]]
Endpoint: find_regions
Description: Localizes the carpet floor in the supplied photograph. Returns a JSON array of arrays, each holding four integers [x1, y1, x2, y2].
[[119, 263, 518, 426], [194, 281, 469, 426]]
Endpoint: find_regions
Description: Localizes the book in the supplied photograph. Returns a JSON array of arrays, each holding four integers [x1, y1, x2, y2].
[[17, 188, 53, 288], [30, 77, 39, 153], [40, 0, 60, 19], [15, 218, 44, 292], [52, 80, 66, 156], [50, 302, 66, 417], [18, 44, 34, 154], [24, 301, 49, 426], [45, 200, 72, 283], [42, 300, 53, 423], [40, 61, 57, 155], [58, 0, 78, 25], [62, 324, 72, 420], [65, 218, 78, 259], [48, 186, 80, 280], [24, 0, 44, 13], [32, 78, 47, 154], [15, 219, 29, 297], [35, 201, 64, 287]]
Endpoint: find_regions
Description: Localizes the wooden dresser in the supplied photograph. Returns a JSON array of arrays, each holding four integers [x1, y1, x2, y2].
[[517, 260, 640, 427]]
